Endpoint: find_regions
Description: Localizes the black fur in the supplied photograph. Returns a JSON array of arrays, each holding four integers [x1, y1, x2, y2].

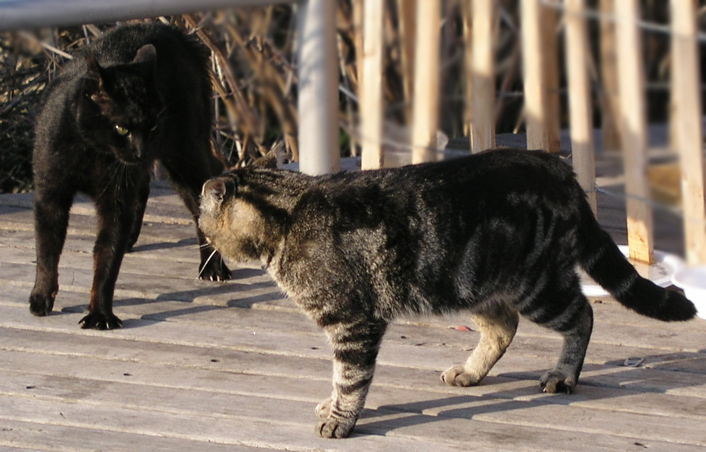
[[199, 149, 695, 438], [30, 23, 231, 330]]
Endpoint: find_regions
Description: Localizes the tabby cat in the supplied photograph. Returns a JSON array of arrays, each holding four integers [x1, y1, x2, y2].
[[30, 23, 230, 330], [199, 149, 695, 438]]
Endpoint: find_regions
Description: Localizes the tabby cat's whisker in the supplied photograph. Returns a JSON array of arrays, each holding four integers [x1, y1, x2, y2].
[[196, 248, 219, 280]]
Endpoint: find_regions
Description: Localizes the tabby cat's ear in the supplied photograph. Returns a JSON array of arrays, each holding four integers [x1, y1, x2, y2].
[[201, 179, 229, 212], [133, 44, 157, 66]]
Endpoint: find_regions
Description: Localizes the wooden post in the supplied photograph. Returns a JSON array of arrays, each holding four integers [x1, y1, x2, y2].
[[360, 0, 385, 170], [565, 0, 597, 214], [297, 0, 341, 175], [670, 0, 706, 264], [520, 0, 550, 151], [470, 0, 496, 153], [615, 0, 653, 264], [397, 0, 417, 124], [599, 0, 621, 151], [411, 0, 441, 163], [542, 5, 561, 153]]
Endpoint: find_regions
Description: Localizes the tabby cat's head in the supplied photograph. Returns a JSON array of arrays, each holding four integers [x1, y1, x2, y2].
[[199, 175, 275, 264], [75, 44, 162, 165]]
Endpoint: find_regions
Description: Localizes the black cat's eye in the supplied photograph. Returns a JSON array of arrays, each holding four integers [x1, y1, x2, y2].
[[115, 125, 129, 136]]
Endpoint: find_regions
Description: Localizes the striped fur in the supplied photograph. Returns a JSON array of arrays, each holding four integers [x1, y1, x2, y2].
[[199, 148, 695, 438]]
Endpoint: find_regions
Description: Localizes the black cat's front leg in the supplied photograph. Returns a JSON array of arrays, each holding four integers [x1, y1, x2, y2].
[[79, 202, 133, 330], [29, 189, 72, 316], [197, 228, 231, 281], [160, 159, 231, 281], [127, 177, 150, 251], [317, 318, 387, 439]]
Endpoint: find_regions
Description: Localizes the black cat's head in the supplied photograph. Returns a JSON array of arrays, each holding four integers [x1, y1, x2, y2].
[[76, 44, 163, 165]]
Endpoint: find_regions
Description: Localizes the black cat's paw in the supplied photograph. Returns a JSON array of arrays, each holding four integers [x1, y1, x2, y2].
[[540, 370, 576, 394], [315, 417, 357, 439], [29, 292, 55, 317], [198, 260, 232, 282], [79, 311, 123, 330]]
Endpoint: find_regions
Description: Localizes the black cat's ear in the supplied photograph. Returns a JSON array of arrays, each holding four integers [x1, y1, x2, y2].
[[85, 52, 102, 82], [82, 53, 106, 100], [133, 44, 157, 66]]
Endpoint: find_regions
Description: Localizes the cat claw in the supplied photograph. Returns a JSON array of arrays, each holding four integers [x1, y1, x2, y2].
[[79, 311, 123, 330], [198, 262, 232, 282], [540, 371, 576, 394], [315, 398, 332, 418]]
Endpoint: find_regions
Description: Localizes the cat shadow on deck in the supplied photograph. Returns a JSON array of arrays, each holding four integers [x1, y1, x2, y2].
[[58, 267, 279, 328], [353, 353, 706, 437]]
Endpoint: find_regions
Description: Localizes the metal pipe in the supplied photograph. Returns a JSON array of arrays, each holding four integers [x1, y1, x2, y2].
[[296, 0, 341, 175], [0, 0, 296, 31]]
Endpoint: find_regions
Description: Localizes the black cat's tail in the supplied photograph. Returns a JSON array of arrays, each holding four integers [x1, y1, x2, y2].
[[576, 204, 696, 322]]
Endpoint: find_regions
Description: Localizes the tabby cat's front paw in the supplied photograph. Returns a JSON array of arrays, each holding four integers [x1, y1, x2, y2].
[[79, 311, 123, 330], [440, 365, 483, 387], [29, 292, 55, 317], [316, 417, 357, 439], [540, 370, 576, 394]]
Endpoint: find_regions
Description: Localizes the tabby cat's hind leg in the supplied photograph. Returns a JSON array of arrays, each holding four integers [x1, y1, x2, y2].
[[442, 304, 519, 387], [518, 271, 594, 394], [538, 299, 593, 394]]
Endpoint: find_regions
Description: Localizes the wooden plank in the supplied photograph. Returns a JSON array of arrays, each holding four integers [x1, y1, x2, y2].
[[520, 0, 549, 150], [3, 359, 704, 452], [360, 0, 385, 170], [2, 299, 705, 400], [470, 0, 497, 153], [599, 0, 622, 151], [614, 0, 654, 264], [297, 0, 341, 175], [0, 419, 266, 452], [411, 0, 441, 163], [564, 0, 597, 214], [670, 0, 706, 265]]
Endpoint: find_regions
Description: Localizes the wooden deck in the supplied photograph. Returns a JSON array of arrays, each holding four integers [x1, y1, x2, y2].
[[1, 154, 705, 451]]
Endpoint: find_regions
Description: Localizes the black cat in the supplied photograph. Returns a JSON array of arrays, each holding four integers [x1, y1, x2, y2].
[[199, 149, 696, 438], [30, 23, 231, 330]]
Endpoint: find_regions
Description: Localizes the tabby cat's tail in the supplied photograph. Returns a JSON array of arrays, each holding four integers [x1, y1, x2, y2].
[[577, 205, 696, 322]]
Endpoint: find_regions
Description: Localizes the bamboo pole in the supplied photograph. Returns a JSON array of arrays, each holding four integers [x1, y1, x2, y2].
[[565, 0, 597, 215], [360, 0, 385, 170], [599, 0, 621, 151], [670, 0, 706, 264], [411, 0, 441, 163], [615, 0, 653, 264], [297, 0, 341, 175], [470, 0, 496, 153], [520, 0, 549, 151]]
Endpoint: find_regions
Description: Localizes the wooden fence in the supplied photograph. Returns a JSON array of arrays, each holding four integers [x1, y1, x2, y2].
[[358, 0, 705, 266], [1, 0, 704, 265]]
